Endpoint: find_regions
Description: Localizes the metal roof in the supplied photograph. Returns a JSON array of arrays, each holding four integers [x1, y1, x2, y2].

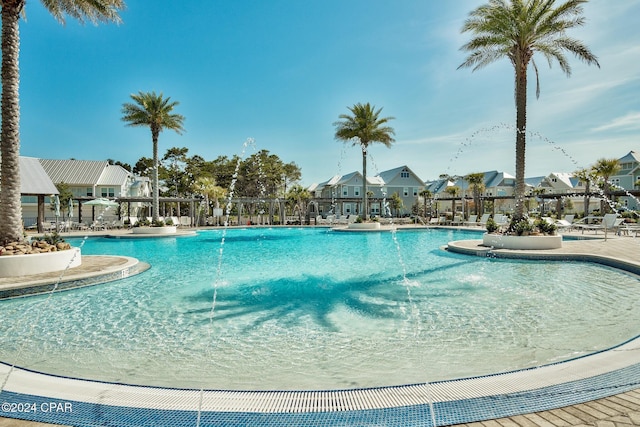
[[19, 157, 59, 195], [97, 164, 132, 186], [39, 159, 107, 185]]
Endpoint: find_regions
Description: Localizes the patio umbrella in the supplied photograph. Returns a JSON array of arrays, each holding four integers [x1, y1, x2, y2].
[[54, 195, 61, 218], [68, 198, 74, 218]]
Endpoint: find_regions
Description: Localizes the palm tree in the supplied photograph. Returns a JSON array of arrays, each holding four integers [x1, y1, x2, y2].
[[419, 189, 432, 218], [592, 158, 621, 214], [122, 91, 185, 222], [445, 185, 461, 216], [0, 0, 124, 244], [573, 167, 595, 218], [459, 0, 599, 221], [465, 172, 486, 215], [334, 103, 395, 221]]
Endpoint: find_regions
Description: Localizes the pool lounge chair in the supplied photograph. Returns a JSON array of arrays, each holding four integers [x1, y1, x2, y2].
[[462, 214, 478, 226], [573, 213, 620, 234], [451, 215, 463, 226], [477, 213, 491, 227], [554, 214, 574, 232]]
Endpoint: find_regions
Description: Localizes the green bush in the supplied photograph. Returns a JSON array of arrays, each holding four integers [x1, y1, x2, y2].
[[33, 231, 65, 245], [508, 218, 534, 236], [164, 218, 174, 226], [534, 218, 557, 235], [151, 219, 165, 227], [485, 217, 499, 233]]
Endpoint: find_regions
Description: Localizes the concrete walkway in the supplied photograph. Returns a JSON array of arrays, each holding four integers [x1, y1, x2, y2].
[[1, 228, 639, 427]]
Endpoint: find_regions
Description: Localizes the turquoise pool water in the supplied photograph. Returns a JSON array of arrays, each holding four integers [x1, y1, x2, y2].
[[0, 227, 639, 390]]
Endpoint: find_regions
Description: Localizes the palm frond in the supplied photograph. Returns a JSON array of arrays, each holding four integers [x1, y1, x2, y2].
[[40, 0, 125, 25]]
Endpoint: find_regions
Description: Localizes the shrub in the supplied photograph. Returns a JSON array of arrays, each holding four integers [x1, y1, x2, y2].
[[534, 218, 557, 235], [151, 219, 165, 227], [508, 218, 534, 236], [33, 231, 65, 245], [134, 218, 150, 227], [164, 218, 174, 226], [485, 217, 499, 233]]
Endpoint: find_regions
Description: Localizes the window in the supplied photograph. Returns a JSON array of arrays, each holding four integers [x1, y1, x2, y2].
[[342, 187, 348, 197], [401, 171, 409, 178], [86, 187, 93, 197], [403, 187, 409, 197], [413, 188, 418, 196], [101, 187, 115, 197], [354, 187, 360, 196]]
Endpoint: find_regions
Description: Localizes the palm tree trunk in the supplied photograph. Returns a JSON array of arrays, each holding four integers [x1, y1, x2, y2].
[[514, 60, 528, 221], [362, 147, 368, 220], [0, 2, 24, 243], [152, 131, 160, 222]]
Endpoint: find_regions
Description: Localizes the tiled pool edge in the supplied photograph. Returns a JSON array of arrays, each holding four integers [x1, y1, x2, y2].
[[0, 256, 150, 299], [0, 361, 638, 426]]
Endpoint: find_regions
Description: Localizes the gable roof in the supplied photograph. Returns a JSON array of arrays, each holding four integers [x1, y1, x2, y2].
[[19, 157, 59, 195], [97, 164, 132, 186], [618, 151, 639, 164], [39, 159, 107, 185], [377, 165, 425, 186]]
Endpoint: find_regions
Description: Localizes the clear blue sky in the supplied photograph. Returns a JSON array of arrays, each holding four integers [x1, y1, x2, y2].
[[18, 0, 640, 186]]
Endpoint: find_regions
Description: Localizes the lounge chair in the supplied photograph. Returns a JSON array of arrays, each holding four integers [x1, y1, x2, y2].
[[573, 213, 620, 234], [477, 214, 491, 227], [462, 214, 478, 226], [451, 215, 462, 226], [493, 214, 509, 227], [554, 214, 574, 232]]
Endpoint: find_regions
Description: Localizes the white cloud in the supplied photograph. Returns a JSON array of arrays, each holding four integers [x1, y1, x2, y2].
[[592, 112, 640, 132]]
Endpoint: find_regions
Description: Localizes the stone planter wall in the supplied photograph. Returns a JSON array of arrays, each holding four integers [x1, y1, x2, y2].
[[131, 226, 177, 235], [0, 247, 82, 278], [482, 233, 562, 250]]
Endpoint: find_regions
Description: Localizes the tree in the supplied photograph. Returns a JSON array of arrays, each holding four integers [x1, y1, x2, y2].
[[0, 0, 124, 244], [573, 167, 595, 217], [419, 189, 432, 218], [465, 172, 486, 215], [592, 158, 621, 214], [121, 91, 185, 222], [334, 103, 395, 221], [286, 184, 311, 224], [389, 192, 403, 217], [445, 185, 461, 215], [459, 0, 599, 221]]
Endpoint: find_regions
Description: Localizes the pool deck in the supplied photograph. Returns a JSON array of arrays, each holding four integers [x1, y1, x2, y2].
[[1, 227, 639, 427]]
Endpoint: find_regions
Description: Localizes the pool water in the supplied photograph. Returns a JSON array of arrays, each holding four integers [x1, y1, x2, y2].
[[0, 227, 638, 390]]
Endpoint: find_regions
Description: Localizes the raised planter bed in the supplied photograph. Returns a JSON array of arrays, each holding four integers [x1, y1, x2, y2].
[[347, 222, 381, 230], [0, 247, 82, 278], [131, 226, 177, 235], [482, 233, 562, 250]]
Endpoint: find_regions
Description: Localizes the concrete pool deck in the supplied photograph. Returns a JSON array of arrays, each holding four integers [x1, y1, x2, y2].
[[0, 228, 639, 426]]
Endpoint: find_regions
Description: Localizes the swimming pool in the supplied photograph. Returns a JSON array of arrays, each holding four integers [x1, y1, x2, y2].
[[0, 227, 638, 391]]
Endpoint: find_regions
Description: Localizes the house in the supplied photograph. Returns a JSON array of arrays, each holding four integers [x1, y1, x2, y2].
[[34, 159, 150, 224], [310, 165, 424, 217], [611, 151, 640, 211]]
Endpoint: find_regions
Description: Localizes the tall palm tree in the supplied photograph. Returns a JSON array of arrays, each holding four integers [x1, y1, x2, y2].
[[465, 172, 486, 215], [122, 91, 185, 222], [334, 103, 395, 221], [592, 158, 621, 214], [0, 0, 124, 244], [458, 0, 599, 221], [419, 189, 432, 218], [445, 185, 461, 216], [573, 167, 595, 218]]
